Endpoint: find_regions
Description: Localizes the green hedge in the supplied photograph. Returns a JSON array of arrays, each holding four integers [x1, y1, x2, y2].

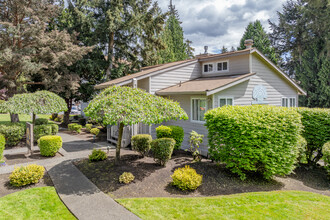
[[156, 125, 184, 150], [34, 125, 52, 141], [0, 123, 25, 146], [296, 108, 330, 164], [35, 118, 49, 125], [322, 142, 330, 174], [131, 134, 152, 157], [205, 105, 303, 180], [0, 134, 5, 161], [38, 135, 62, 156], [68, 123, 82, 133], [151, 138, 176, 166], [85, 124, 93, 132]]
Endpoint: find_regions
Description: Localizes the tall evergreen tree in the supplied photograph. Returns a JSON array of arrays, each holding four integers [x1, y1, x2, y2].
[[238, 20, 278, 64], [269, 0, 329, 107]]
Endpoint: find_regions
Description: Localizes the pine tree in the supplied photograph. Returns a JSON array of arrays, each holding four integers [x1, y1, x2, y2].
[[269, 0, 329, 107], [239, 20, 278, 64]]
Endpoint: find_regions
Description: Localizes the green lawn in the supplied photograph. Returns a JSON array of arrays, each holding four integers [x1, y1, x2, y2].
[[0, 187, 76, 220], [0, 113, 50, 123], [117, 191, 330, 220]]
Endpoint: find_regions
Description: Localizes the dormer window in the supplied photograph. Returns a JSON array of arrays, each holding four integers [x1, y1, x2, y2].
[[217, 61, 228, 71], [204, 64, 213, 72]]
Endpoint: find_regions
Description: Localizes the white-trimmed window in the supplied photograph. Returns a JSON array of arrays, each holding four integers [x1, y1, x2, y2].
[[219, 97, 233, 107], [217, 61, 228, 71], [203, 64, 213, 73], [191, 98, 207, 122], [282, 97, 296, 107]]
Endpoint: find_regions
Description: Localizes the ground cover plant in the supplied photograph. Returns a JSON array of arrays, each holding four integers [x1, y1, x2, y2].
[[205, 105, 303, 180], [117, 191, 330, 220], [38, 135, 62, 156], [89, 149, 107, 162], [0, 187, 76, 219]]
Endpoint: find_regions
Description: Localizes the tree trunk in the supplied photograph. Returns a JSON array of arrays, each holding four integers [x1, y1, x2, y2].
[[106, 32, 115, 80], [63, 98, 73, 127], [10, 113, 19, 123], [115, 122, 124, 164], [32, 113, 36, 126]]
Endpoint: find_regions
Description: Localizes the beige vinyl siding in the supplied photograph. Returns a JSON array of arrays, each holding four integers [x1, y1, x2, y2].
[[213, 54, 299, 107], [201, 54, 250, 77], [137, 77, 150, 92], [150, 62, 202, 94]]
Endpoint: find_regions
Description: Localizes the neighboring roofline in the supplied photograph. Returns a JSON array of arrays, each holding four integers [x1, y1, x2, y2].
[[250, 49, 307, 95], [94, 59, 197, 89], [198, 48, 252, 62], [206, 73, 255, 96]]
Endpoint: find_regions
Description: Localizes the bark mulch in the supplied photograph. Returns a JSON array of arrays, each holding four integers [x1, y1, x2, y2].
[[73, 149, 330, 199], [3, 151, 62, 166]]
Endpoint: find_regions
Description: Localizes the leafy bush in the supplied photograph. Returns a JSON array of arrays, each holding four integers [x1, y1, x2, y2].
[[9, 164, 45, 187], [188, 131, 204, 162], [151, 138, 175, 166], [85, 124, 93, 132], [79, 118, 87, 126], [131, 134, 152, 157], [296, 108, 330, 164], [89, 149, 107, 162], [156, 125, 184, 150], [171, 165, 202, 191], [35, 118, 49, 125], [119, 172, 135, 184], [50, 124, 59, 135], [34, 124, 52, 141], [0, 123, 25, 146], [68, 123, 82, 133], [90, 128, 100, 136], [50, 113, 58, 120], [54, 117, 62, 122], [296, 135, 307, 164], [0, 134, 5, 161], [205, 105, 303, 180], [38, 135, 62, 156], [322, 142, 330, 173], [68, 123, 77, 131]]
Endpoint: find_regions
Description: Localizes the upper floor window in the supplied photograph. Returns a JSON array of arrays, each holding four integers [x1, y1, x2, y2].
[[203, 64, 213, 73], [282, 97, 296, 107], [217, 61, 228, 71]]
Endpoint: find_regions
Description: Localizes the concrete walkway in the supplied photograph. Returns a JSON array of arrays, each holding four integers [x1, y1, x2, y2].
[[1, 131, 140, 220]]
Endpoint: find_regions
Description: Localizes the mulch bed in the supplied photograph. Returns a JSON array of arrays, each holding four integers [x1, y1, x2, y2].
[[0, 172, 54, 197], [3, 150, 62, 166], [73, 149, 330, 199]]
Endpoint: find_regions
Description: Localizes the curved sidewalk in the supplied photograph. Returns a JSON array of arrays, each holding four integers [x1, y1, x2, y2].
[[48, 160, 140, 220]]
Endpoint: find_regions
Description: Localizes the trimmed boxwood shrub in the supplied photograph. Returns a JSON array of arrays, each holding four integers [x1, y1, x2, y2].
[[9, 164, 45, 187], [205, 105, 303, 180], [90, 128, 100, 136], [151, 138, 176, 166], [171, 165, 202, 191], [156, 125, 184, 150], [0, 134, 5, 161], [85, 124, 93, 132], [35, 118, 49, 125], [38, 135, 62, 156], [34, 124, 52, 141], [0, 123, 25, 146], [131, 134, 152, 157], [89, 149, 107, 162], [296, 108, 330, 164]]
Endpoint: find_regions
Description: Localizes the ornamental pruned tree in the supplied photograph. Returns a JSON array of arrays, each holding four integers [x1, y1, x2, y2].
[[2, 91, 67, 125], [85, 86, 188, 164]]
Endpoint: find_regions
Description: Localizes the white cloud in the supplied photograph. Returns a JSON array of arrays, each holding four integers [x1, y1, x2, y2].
[[158, 0, 286, 54]]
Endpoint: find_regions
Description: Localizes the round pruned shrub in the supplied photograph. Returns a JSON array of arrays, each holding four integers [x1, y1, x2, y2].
[[38, 135, 62, 157], [156, 125, 184, 150], [89, 149, 107, 162], [151, 138, 175, 166], [0, 134, 5, 161], [34, 124, 52, 141], [9, 164, 45, 187], [90, 128, 100, 136], [296, 108, 330, 164], [205, 105, 303, 180], [35, 118, 49, 125], [85, 124, 93, 132], [131, 134, 152, 157], [0, 123, 25, 146], [171, 165, 202, 191], [119, 172, 135, 184]]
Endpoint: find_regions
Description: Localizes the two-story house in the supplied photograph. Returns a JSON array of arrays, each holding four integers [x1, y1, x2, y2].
[[94, 40, 306, 155]]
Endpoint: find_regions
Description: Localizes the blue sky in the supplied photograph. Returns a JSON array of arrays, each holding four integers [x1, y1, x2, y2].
[[158, 0, 286, 54]]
